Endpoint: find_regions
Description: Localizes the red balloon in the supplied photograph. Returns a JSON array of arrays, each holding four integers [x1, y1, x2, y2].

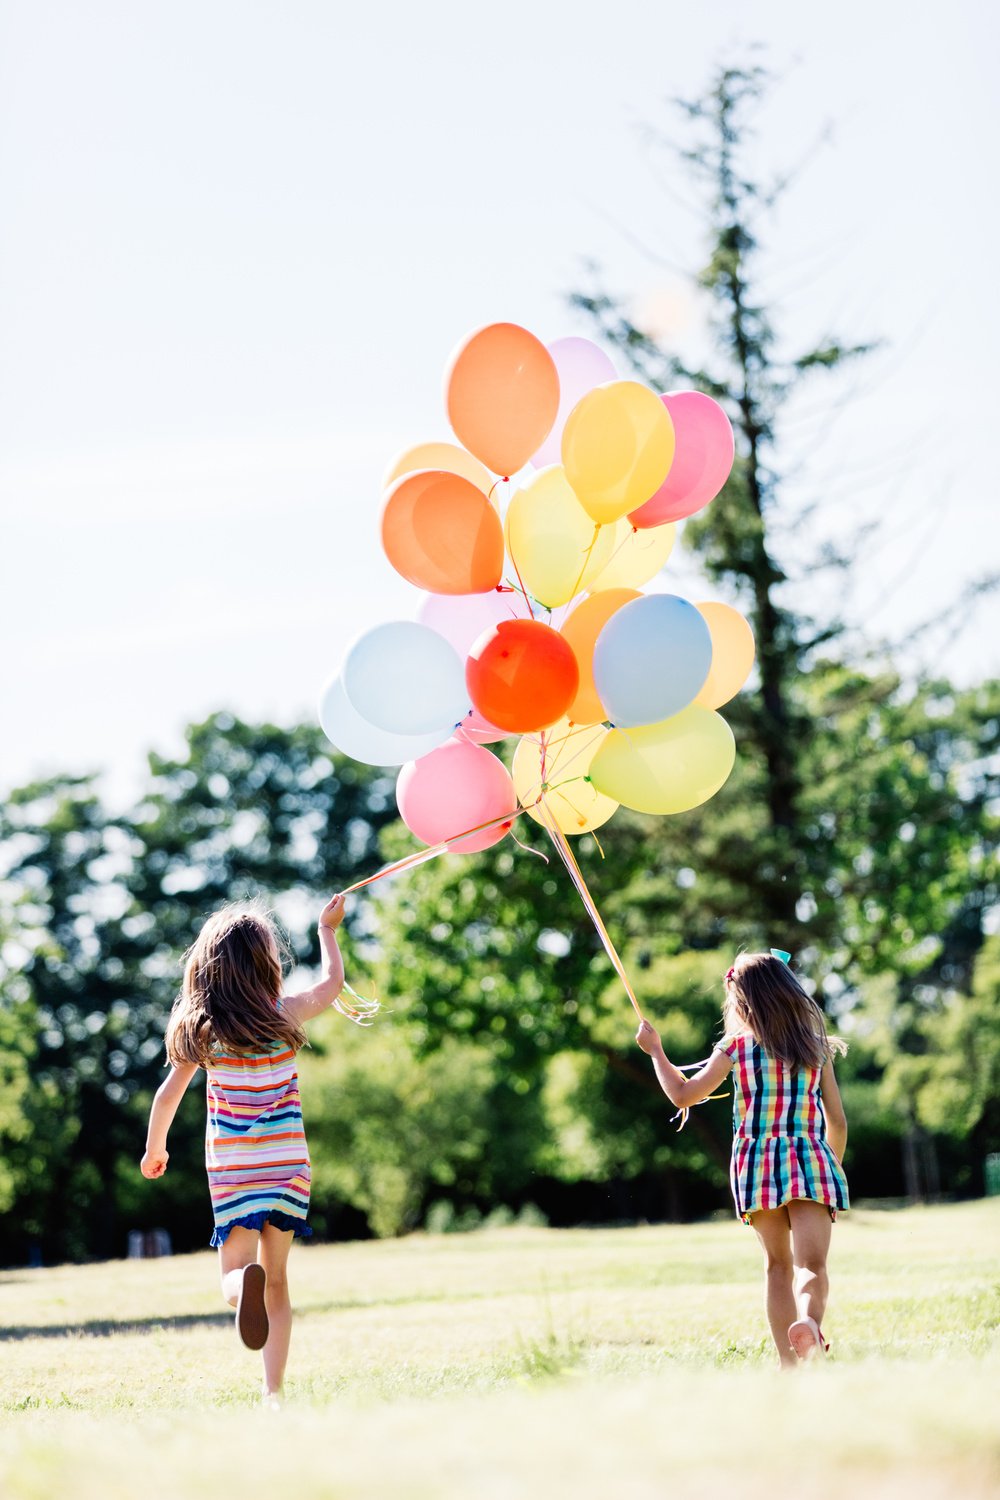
[[466, 619, 580, 733]]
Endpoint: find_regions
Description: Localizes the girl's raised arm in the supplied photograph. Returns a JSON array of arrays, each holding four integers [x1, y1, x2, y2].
[[282, 893, 347, 1024], [141, 1061, 199, 1178], [636, 1018, 734, 1109]]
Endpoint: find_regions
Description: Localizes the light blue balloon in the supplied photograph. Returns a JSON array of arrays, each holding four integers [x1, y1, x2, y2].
[[318, 676, 453, 767], [342, 620, 470, 736], [592, 593, 713, 727]]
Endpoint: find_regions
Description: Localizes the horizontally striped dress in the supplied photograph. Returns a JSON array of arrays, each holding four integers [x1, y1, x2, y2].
[[715, 1032, 849, 1226], [204, 1028, 312, 1248]]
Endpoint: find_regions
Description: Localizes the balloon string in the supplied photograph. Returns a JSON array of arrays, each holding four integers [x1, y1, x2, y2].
[[566, 523, 604, 603], [508, 549, 536, 620], [536, 794, 645, 1023], [600, 523, 638, 579], [338, 803, 529, 897]]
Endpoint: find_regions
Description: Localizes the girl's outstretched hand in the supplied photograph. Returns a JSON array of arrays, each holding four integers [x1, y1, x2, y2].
[[141, 1150, 168, 1179], [320, 893, 346, 932], [635, 1019, 663, 1055]]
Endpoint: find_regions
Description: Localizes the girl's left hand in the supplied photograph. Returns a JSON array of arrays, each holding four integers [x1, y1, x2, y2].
[[635, 1019, 663, 1055], [141, 1150, 168, 1179], [320, 893, 346, 931]]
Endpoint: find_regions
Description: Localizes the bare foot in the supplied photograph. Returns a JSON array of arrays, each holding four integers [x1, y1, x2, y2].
[[788, 1317, 828, 1360]]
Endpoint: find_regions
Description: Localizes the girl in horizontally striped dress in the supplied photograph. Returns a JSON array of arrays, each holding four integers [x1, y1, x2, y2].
[[141, 893, 358, 1401], [635, 951, 849, 1368]]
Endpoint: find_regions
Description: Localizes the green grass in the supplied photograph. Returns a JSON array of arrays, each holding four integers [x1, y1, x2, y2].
[[1, 1201, 998, 1497]]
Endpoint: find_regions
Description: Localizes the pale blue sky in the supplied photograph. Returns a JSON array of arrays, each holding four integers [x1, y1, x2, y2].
[[1, 1, 997, 799]]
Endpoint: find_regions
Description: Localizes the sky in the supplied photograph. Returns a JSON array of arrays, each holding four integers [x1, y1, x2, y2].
[[1, 0, 998, 803]]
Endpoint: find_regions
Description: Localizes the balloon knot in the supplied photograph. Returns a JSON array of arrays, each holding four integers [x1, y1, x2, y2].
[[583, 775, 592, 783]]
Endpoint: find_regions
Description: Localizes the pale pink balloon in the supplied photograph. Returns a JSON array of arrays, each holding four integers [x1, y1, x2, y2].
[[456, 707, 508, 745], [629, 391, 735, 528], [418, 588, 530, 659], [531, 337, 618, 467], [396, 737, 518, 854]]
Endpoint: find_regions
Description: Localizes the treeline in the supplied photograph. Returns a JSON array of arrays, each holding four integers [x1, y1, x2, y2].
[[0, 683, 996, 1265]]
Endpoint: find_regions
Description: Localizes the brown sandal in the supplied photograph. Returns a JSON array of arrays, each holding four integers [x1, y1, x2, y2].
[[236, 1263, 269, 1350]]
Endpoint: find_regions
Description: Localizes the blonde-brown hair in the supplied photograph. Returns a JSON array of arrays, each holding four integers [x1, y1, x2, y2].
[[723, 952, 846, 1070], [165, 901, 306, 1067]]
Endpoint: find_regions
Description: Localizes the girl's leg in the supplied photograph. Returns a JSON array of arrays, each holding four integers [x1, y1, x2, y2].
[[258, 1223, 295, 1398], [788, 1198, 833, 1332], [749, 1206, 797, 1370], [218, 1225, 261, 1307]]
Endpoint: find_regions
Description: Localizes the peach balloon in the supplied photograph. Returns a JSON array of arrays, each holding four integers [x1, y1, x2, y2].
[[559, 588, 640, 725], [445, 322, 560, 477], [693, 602, 756, 709], [381, 469, 504, 595], [466, 618, 579, 733], [382, 441, 495, 498]]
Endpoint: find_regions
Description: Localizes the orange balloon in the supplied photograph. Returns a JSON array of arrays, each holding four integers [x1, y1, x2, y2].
[[466, 619, 579, 733], [382, 441, 495, 498], [445, 323, 560, 477], [560, 588, 641, 725], [381, 470, 504, 595]]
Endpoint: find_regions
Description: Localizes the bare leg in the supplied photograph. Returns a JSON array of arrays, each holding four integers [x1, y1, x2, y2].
[[258, 1223, 295, 1399], [788, 1198, 833, 1332], [749, 1206, 797, 1370]]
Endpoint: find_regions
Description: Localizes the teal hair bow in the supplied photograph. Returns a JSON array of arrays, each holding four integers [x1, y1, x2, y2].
[[769, 948, 791, 964]]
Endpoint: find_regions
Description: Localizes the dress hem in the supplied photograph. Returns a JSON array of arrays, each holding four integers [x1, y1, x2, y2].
[[209, 1211, 313, 1247]]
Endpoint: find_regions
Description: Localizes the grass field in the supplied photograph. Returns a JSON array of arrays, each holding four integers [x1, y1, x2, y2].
[[1, 1201, 998, 1498]]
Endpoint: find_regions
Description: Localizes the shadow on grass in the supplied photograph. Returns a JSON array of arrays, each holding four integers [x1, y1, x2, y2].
[[0, 1294, 451, 1342], [0, 1311, 237, 1341]]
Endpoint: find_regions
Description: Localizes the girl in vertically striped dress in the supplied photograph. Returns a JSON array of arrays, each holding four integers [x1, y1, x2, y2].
[[636, 951, 849, 1368], [141, 893, 360, 1402]]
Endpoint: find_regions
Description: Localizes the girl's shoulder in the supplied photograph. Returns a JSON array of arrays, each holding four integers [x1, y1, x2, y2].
[[714, 1030, 756, 1058]]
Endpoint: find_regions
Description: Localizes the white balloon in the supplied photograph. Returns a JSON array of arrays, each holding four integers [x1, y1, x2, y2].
[[318, 676, 452, 767], [342, 620, 470, 736]]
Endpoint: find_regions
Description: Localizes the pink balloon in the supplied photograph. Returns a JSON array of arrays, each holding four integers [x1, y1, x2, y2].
[[456, 707, 508, 745], [396, 737, 517, 854], [531, 337, 618, 467], [629, 391, 735, 528], [418, 588, 530, 659]]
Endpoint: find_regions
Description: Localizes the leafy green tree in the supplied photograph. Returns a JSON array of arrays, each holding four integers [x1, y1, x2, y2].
[[364, 63, 998, 1215], [0, 715, 398, 1260]]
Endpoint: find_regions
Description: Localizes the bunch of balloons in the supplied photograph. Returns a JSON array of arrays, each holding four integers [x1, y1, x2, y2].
[[319, 321, 753, 868]]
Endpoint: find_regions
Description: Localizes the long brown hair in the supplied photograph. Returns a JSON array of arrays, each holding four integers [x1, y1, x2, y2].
[[723, 952, 846, 1070], [165, 901, 306, 1066]]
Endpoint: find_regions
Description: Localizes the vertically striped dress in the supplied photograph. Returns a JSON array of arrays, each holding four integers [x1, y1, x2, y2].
[[715, 1032, 849, 1226], [204, 1031, 312, 1248]]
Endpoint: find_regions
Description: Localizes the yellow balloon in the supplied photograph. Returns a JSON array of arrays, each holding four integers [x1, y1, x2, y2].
[[505, 466, 614, 608], [382, 441, 496, 499], [560, 588, 640, 725], [693, 602, 756, 709], [513, 718, 619, 834], [589, 517, 676, 590], [589, 706, 735, 815], [561, 381, 675, 524]]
